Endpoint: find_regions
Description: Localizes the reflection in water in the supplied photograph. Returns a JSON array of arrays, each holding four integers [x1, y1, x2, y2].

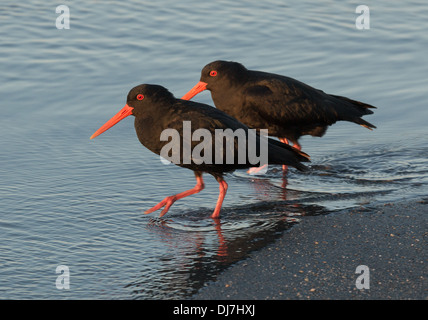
[[128, 178, 330, 299], [248, 168, 289, 201], [124, 143, 428, 299]]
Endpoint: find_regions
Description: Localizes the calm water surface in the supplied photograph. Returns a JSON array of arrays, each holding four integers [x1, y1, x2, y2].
[[1, 1, 427, 299]]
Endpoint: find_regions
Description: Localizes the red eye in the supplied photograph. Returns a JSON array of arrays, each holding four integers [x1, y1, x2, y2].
[[136, 94, 144, 100], [210, 70, 217, 77]]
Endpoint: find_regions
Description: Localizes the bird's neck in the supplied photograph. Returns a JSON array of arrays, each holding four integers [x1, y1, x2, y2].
[[210, 83, 243, 114]]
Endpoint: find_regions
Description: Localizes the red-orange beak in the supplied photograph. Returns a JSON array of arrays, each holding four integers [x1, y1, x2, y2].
[[181, 81, 208, 100], [90, 104, 134, 139]]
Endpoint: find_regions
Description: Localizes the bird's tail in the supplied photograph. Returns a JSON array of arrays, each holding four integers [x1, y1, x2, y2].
[[353, 117, 376, 130], [330, 94, 377, 130], [267, 137, 310, 172]]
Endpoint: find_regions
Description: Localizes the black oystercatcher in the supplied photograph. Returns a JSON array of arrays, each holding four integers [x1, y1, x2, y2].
[[90, 84, 310, 219], [182, 60, 376, 151]]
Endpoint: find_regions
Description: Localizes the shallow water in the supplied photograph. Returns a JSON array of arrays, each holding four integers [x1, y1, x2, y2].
[[1, 0, 427, 299]]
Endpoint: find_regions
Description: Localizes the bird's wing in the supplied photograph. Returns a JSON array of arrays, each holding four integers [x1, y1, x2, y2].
[[164, 100, 253, 166], [160, 100, 310, 169], [242, 77, 340, 127]]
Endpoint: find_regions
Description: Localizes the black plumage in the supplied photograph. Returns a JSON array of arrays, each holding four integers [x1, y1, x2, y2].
[[182, 60, 376, 150], [91, 84, 310, 218]]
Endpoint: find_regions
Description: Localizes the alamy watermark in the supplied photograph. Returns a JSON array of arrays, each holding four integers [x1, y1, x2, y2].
[[56, 5, 70, 29], [56, 265, 70, 289], [356, 5, 370, 30], [159, 121, 269, 169], [355, 265, 370, 289], [55, 5, 370, 31]]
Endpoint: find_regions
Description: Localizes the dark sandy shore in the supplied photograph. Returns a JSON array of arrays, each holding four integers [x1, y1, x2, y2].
[[192, 199, 427, 300]]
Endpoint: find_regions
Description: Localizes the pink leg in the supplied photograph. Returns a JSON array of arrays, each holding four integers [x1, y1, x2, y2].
[[211, 177, 228, 219], [279, 138, 290, 171], [293, 143, 302, 151], [280, 137, 289, 145], [145, 172, 205, 217], [279, 137, 302, 170], [280, 137, 301, 150]]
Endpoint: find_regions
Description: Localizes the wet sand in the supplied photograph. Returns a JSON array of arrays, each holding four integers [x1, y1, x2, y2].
[[192, 199, 427, 300]]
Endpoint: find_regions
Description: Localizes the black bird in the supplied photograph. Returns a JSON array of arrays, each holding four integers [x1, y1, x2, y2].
[[90, 84, 310, 219], [182, 60, 376, 151]]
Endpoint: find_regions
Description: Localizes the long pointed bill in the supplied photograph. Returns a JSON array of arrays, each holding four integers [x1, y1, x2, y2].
[[181, 81, 208, 100], [90, 104, 134, 139]]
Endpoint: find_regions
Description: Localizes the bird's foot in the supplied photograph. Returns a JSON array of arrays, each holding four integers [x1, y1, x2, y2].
[[247, 164, 268, 175], [144, 175, 205, 217], [145, 195, 177, 217]]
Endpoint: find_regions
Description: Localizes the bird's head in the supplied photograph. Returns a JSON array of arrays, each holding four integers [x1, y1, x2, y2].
[[90, 84, 174, 139], [181, 60, 248, 100]]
